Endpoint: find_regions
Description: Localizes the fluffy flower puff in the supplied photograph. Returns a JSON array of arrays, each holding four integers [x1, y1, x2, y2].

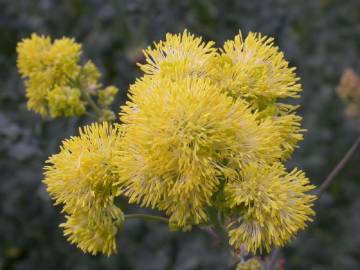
[[115, 77, 284, 228], [138, 30, 217, 80], [61, 205, 124, 256], [44, 122, 124, 255], [225, 162, 316, 254], [209, 32, 304, 159], [137, 31, 304, 160], [130, 30, 217, 106], [213, 31, 301, 100]]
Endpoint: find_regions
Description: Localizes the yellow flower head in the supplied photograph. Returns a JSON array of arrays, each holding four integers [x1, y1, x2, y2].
[[209, 31, 305, 159], [138, 30, 217, 79], [225, 162, 316, 253], [61, 205, 124, 256], [215, 31, 301, 100], [44, 122, 124, 255], [44, 122, 122, 212], [116, 77, 284, 228]]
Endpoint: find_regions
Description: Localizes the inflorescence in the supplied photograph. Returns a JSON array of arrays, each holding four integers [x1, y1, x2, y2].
[[18, 30, 316, 256]]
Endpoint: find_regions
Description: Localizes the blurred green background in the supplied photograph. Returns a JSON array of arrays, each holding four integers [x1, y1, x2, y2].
[[1, 0, 360, 269]]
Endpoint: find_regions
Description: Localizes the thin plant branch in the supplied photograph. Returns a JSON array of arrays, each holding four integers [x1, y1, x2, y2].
[[79, 86, 103, 118], [314, 135, 360, 197], [68, 74, 103, 119], [85, 111, 97, 119], [124, 213, 169, 224]]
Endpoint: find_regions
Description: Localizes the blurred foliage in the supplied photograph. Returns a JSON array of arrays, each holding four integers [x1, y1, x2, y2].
[[1, 0, 360, 269]]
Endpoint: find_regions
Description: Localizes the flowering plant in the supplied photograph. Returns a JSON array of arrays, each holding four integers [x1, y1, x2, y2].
[[17, 30, 323, 269]]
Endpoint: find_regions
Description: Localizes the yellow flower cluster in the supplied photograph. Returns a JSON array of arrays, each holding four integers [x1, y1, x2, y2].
[[212, 32, 304, 159], [17, 34, 118, 119], [43, 30, 315, 256], [225, 163, 314, 253], [44, 122, 124, 255], [117, 30, 315, 249]]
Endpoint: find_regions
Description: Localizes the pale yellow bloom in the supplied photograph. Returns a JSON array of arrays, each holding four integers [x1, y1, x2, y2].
[[214, 32, 301, 100], [138, 30, 217, 79], [61, 205, 124, 256], [208, 32, 305, 160], [226, 162, 316, 253], [44, 122, 124, 255]]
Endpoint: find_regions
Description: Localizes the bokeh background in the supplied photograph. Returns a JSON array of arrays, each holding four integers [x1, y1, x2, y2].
[[1, 0, 360, 269]]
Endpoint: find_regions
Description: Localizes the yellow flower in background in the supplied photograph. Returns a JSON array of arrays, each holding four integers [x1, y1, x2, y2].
[[16, 34, 52, 76], [17, 34, 81, 79], [45, 38, 82, 80], [226, 163, 315, 253], [23, 69, 54, 116], [138, 30, 217, 79], [17, 34, 84, 117], [44, 122, 124, 255], [98, 86, 119, 108], [17, 34, 119, 119], [47, 86, 85, 117]]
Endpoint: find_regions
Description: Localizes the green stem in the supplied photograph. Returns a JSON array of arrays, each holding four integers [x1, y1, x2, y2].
[[314, 135, 360, 197], [124, 214, 169, 224], [79, 86, 103, 118], [207, 208, 230, 249], [84, 111, 97, 120], [68, 74, 103, 119]]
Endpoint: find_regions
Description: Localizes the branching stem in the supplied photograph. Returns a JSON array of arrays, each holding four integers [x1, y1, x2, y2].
[[124, 214, 169, 224], [68, 74, 103, 119], [314, 135, 360, 197], [79, 86, 103, 118]]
